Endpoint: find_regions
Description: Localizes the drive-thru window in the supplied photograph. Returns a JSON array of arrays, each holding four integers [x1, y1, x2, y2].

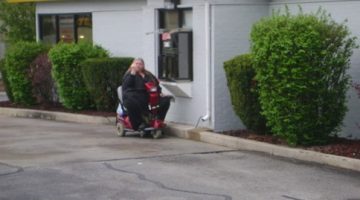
[[158, 7, 193, 81]]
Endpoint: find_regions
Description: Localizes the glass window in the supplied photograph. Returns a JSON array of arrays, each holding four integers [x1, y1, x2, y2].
[[59, 15, 75, 43], [158, 9, 193, 81], [39, 13, 92, 44], [76, 14, 92, 43], [181, 9, 192, 29], [39, 15, 57, 44], [163, 10, 179, 31]]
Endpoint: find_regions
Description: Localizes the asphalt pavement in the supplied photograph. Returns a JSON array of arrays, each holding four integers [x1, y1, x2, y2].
[[0, 116, 359, 200]]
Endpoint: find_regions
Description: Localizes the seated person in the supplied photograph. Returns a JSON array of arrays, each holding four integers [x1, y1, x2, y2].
[[122, 58, 170, 130]]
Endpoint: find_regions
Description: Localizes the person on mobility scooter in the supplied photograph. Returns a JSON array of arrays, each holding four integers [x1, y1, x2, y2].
[[116, 58, 173, 139]]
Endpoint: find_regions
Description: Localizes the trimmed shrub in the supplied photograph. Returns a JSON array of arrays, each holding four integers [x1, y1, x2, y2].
[[251, 9, 358, 146], [5, 41, 47, 105], [29, 53, 57, 105], [81, 57, 133, 112], [0, 2, 36, 45], [48, 42, 108, 110], [0, 59, 14, 102], [224, 54, 268, 134]]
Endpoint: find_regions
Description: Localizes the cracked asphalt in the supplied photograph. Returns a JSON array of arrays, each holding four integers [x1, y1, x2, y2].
[[0, 116, 360, 200]]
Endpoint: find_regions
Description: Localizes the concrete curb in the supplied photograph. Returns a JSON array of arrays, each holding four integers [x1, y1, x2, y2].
[[0, 107, 116, 125], [1, 107, 359, 172], [165, 123, 360, 173]]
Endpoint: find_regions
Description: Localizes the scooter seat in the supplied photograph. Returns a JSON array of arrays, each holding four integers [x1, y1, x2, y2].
[[117, 86, 123, 103]]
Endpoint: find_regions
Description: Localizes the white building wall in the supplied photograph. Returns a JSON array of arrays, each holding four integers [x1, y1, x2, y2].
[[270, 0, 360, 138], [141, 6, 157, 74], [130, 0, 212, 128], [211, 0, 269, 132], [36, 0, 146, 14], [159, 1, 213, 128], [36, 0, 210, 128], [36, 0, 147, 58], [93, 11, 143, 57], [35, 0, 360, 137]]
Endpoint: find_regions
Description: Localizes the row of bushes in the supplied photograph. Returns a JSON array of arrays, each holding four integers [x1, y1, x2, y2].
[[224, 54, 268, 134], [225, 9, 357, 146], [2, 41, 133, 112], [48, 42, 109, 110], [5, 42, 47, 105], [0, 59, 14, 102], [81, 57, 133, 111]]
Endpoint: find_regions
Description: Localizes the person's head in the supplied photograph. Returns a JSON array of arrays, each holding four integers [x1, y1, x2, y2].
[[131, 58, 145, 73]]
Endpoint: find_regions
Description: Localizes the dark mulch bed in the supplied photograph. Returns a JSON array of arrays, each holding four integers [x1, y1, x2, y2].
[[223, 130, 360, 160], [0, 101, 114, 117]]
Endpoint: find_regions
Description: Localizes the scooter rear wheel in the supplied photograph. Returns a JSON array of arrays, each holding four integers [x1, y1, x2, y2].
[[116, 122, 126, 137], [152, 129, 162, 139]]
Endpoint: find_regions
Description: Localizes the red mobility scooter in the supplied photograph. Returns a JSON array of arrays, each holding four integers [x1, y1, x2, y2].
[[116, 82, 173, 139]]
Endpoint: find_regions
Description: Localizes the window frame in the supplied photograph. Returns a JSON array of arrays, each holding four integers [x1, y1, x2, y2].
[[158, 8, 193, 81], [158, 7, 192, 30], [38, 12, 92, 44]]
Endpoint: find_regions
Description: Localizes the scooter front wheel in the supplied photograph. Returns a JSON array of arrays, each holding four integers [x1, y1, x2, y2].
[[116, 122, 126, 137], [151, 129, 162, 139]]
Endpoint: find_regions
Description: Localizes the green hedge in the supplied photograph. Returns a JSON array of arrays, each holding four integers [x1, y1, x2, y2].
[[224, 54, 268, 134], [4, 41, 47, 105], [251, 9, 358, 146], [48, 42, 108, 110], [0, 2, 36, 45], [0, 59, 14, 102], [81, 57, 133, 112]]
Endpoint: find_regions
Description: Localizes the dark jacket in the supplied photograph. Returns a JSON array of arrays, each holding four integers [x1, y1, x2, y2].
[[122, 71, 161, 103]]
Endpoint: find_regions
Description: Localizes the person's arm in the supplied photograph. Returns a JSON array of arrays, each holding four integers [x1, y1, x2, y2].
[[122, 72, 136, 91], [123, 62, 139, 90]]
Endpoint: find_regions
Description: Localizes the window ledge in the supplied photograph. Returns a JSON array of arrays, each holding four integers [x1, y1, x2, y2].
[[160, 81, 192, 98]]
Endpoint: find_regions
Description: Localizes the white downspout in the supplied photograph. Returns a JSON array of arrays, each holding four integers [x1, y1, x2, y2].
[[202, 0, 212, 124], [35, 5, 40, 42]]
